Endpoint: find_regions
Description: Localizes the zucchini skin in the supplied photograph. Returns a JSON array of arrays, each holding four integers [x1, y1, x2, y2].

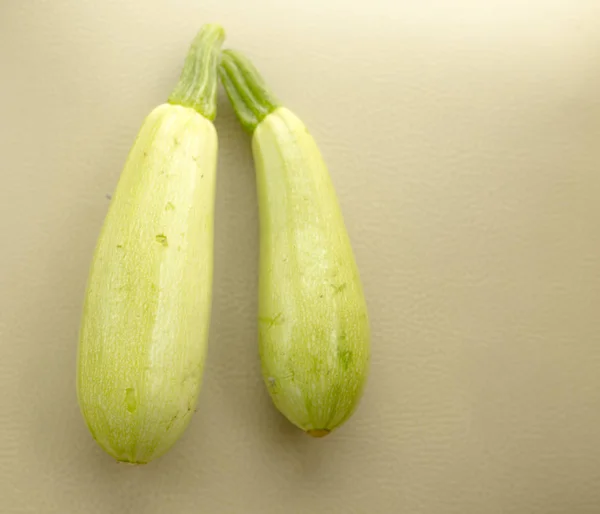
[[253, 107, 370, 435], [77, 104, 217, 463]]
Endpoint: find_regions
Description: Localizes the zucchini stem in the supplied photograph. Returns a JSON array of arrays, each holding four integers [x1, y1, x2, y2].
[[219, 49, 280, 133], [169, 23, 225, 120]]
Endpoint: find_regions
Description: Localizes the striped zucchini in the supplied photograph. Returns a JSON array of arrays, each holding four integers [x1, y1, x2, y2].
[[77, 24, 224, 464], [220, 50, 370, 437]]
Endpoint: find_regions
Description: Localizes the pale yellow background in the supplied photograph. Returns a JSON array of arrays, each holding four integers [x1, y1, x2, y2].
[[1, 1, 599, 513]]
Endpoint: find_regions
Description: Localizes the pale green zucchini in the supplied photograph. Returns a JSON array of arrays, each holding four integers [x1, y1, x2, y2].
[[77, 24, 224, 464], [220, 50, 370, 437]]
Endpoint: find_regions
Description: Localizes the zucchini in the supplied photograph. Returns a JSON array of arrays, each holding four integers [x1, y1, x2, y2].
[[219, 50, 370, 437], [76, 24, 224, 464]]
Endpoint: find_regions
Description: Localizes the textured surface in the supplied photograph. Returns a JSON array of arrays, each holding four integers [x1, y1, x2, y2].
[[1, 1, 600, 513], [254, 107, 370, 434], [77, 104, 217, 464]]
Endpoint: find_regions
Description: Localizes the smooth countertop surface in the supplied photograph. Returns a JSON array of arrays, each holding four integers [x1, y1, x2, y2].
[[1, 1, 599, 513]]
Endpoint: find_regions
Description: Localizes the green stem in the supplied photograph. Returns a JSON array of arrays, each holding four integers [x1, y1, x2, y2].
[[168, 24, 225, 120], [219, 49, 280, 133]]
